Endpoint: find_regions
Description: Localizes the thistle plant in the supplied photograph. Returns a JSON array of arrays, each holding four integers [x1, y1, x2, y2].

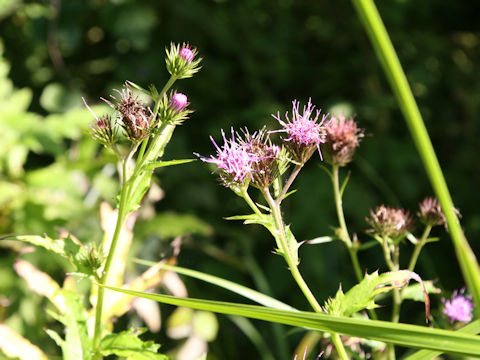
[[4, 13, 480, 358]]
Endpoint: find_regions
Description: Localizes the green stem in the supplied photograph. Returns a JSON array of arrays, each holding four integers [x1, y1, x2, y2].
[[408, 225, 432, 272], [263, 188, 349, 360], [331, 166, 378, 320], [239, 187, 263, 216], [93, 152, 131, 353], [332, 332, 350, 360], [276, 164, 303, 205], [331, 166, 351, 248], [351, 0, 480, 311]]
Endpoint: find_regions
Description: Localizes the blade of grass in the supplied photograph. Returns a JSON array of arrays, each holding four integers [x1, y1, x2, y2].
[[100, 285, 480, 358], [402, 319, 480, 360], [134, 259, 296, 311], [351, 0, 480, 311]]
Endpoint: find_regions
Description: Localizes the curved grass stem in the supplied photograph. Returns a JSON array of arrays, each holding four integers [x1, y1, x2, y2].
[[351, 0, 480, 313]]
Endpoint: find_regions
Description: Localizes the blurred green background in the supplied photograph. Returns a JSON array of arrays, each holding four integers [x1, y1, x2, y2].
[[0, 0, 479, 358]]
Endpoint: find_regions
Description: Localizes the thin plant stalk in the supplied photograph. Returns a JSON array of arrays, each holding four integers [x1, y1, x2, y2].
[[263, 187, 350, 360], [92, 77, 178, 355], [408, 225, 432, 272], [351, 0, 480, 311], [92, 150, 130, 352], [331, 165, 377, 320]]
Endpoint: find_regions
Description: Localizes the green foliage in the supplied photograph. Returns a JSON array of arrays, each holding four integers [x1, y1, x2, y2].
[[100, 285, 480, 358], [45, 290, 92, 360], [323, 271, 428, 317], [99, 329, 167, 360]]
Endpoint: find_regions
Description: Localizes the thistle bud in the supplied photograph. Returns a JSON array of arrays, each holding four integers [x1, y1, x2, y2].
[[179, 46, 195, 63], [169, 92, 188, 112], [83, 98, 117, 147], [323, 114, 364, 167], [158, 92, 192, 125], [366, 205, 413, 240], [417, 197, 446, 227], [165, 42, 202, 79]]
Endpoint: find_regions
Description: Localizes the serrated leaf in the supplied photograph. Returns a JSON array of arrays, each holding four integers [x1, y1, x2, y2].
[[100, 328, 167, 360], [143, 158, 195, 171], [324, 270, 430, 318], [99, 285, 480, 358], [6, 235, 66, 256]]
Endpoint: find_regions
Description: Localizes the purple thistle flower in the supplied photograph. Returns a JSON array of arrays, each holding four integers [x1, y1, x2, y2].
[[442, 288, 474, 323], [179, 45, 195, 63], [195, 128, 262, 187], [169, 92, 188, 112], [272, 99, 327, 163]]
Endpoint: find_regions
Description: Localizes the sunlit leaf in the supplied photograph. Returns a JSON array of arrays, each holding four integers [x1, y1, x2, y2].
[[0, 325, 48, 360], [100, 328, 167, 360], [324, 271, 430, 318]]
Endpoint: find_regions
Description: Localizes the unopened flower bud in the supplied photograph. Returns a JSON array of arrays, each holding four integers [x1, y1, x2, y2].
[[366, 205, 413, 240], [324, 114, 364, 167], [417, 197, 446, 227], [170, 92, 188, 112], [179, 46, 195, 63], [83, 97, 117, 148], [166, 42, 202, 79]]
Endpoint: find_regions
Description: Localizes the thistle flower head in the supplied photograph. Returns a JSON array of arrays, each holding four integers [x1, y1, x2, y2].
[[166, 42, 202, 79], [83, 97, 116, 147], [195, 128, 263, 188], [366, 205, 413, 240], [239, 127, 280, 189], [272, 99, 327, 163], [442, 288, 474, 323], [417, 197, 447, 227], [102, 84, 154, 142], [324, 114, 364, 166]]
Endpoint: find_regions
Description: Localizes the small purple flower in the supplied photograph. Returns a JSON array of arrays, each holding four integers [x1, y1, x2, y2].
[[179, 45, 195, 63], [272, 99, 327, 162], [442, 288, 474, 323], [169, 92, 188, 112], [195, 128, 261, 187]]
